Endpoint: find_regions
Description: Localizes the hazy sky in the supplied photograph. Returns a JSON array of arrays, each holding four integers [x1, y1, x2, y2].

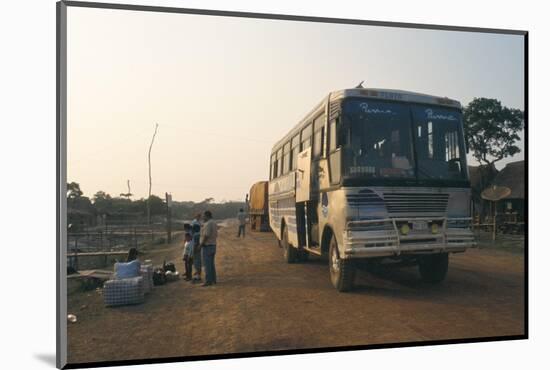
[[67, 7, 524, 202]]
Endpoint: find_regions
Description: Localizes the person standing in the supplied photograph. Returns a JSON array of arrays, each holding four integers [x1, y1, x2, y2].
[[237, 208, 246, 238], [191, 223, 202, 283], [200, 210, 217, 286], [182, 232, 194, 281], [191, 214, 201, 228]]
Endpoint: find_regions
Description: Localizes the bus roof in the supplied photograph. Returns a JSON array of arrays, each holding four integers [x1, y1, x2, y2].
[[331, 88, 461, 109], [271, 88, 462, 153]]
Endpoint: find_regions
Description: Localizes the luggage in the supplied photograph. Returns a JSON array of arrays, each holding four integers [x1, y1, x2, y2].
[[163, 261, 176, 273], [152, 268, 166, 286], [103, 276, 145, 307], [114, 260, 141, 279], [140, 264, 154, 293], [165, 270, 180, 282]]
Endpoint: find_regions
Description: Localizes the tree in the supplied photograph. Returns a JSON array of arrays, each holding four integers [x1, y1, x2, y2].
[[67, 182, 83, 198], [462, 98, 524, 166], [148, 194, 165, 216], [92, 190, 112, 215]]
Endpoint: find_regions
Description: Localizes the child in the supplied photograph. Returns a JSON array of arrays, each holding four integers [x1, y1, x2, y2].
[[191, 223, 202, 283], [182, 232, 194, 281]]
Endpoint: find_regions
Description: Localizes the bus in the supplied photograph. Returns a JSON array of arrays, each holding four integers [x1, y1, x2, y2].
[[268, 87, 476, 292]]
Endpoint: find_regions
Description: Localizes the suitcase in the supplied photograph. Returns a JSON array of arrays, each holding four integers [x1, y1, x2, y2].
[[103, 276, 145, 307]]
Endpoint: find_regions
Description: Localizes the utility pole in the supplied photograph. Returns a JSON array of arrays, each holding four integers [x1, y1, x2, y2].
[[147, 123, 159, 225], [165, 192, 172, 243]]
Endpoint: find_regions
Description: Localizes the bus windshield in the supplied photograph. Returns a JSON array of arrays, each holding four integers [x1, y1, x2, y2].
[[342, 99, 415, 179], [341, 98, 467, 181], [412, 106, 467, 180]]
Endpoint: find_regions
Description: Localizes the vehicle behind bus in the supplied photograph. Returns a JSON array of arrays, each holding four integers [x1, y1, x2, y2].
[[248, 181, 270, 232], [268, 87, 476, 292]]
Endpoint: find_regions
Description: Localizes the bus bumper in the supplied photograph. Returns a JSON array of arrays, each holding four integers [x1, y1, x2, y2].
[[342, 217, 476, 259]]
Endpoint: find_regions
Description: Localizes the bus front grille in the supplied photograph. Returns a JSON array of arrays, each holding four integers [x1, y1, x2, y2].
[[383, 193, 449, 214]]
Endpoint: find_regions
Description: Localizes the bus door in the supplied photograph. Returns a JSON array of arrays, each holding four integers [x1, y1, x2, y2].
[[296, 148, 311, 247]]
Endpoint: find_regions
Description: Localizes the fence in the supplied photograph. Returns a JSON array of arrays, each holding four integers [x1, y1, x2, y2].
[[67, 220, 189, 267]]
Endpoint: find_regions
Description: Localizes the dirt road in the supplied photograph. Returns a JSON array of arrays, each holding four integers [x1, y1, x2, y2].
[[67, 223, 525, 364]]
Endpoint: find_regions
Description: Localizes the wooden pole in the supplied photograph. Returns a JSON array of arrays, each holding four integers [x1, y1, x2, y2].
[[147, 123, 159, 225], [165, 192, 172, 243]]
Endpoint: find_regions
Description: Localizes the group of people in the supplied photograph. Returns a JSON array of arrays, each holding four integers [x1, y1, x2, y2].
[[182, 210, 218, 287], [181, 208, 249, 287]]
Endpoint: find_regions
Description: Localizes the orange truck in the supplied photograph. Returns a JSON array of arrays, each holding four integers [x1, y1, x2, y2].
[[248, 181, 270, 232]]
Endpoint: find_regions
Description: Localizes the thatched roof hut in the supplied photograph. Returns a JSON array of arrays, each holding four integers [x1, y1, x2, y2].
[[469, 164, 499, 200], [490, 160, 525, 200]]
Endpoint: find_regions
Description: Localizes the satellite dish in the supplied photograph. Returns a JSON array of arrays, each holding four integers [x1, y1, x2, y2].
[[481, 185, 511, 201]]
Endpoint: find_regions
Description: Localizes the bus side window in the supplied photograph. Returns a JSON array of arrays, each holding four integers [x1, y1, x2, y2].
[[270, 154, 273, 180], [329, 119, 339, 152], [270, 153, 276, 179], [283, 142, 291, 174], [329, 118, 342, 185], [313, 114, 325, 159], [291, 134, 300, 170], [313, 127, 324, 159], [277, 148, 283, 177], [301, 123, 313, 151]]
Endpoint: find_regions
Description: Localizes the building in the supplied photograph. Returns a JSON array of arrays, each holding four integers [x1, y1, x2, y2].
[[469, 163, 499, 221], [490, 160, 525, 223]]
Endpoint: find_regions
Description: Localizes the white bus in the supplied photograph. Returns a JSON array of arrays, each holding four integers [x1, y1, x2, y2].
[[268, 87, 475, 292]]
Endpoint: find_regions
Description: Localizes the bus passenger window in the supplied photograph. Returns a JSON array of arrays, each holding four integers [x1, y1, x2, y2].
[[329, 120, 338, 152], [276, 148, 282, 178], [313, 127, 324, 159], [301, 123, 313, 151], [283, 142, 291, 174], [270, 154, 275, 179], [291, 134, 300, 170], [313, 114, 325, 159]]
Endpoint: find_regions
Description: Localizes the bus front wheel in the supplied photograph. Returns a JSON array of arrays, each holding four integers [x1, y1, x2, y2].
[[282, 225, 298, 263], [329, 234, 355, 292]]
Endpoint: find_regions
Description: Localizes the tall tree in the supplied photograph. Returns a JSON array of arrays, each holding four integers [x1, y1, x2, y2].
[[462, 98, 524, 166]]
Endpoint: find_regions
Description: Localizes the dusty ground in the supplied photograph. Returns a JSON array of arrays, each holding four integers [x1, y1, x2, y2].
[[67, 222, 525, 365]]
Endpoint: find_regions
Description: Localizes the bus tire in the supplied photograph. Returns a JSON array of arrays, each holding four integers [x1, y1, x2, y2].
[[282, 224, 298, 263], [418, 253, 449, 283], [329, 234, 355, 292]]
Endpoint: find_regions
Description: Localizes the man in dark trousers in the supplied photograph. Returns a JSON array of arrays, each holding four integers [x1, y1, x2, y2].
[[237, 208, 246, 238], [200, 210, 218, 286]]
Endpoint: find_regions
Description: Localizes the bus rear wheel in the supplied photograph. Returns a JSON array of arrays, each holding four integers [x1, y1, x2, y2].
[[329, 234, 355, 292], [418, 253, 449, 283], [282, 225, 298, 263]]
